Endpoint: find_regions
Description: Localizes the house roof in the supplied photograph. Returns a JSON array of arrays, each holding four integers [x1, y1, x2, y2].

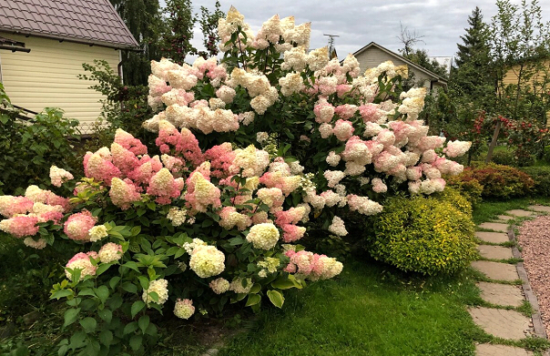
[[0, 0, 139, 49], [352, 42, 448, 86]]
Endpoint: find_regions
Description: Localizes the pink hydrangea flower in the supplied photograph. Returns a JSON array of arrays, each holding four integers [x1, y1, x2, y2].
[[65, 252, 98, 281], [50, 166, 74, 187], [204, 143, 236, 178], [0, 196, 34, 217], [114, 129, 148, 155], [333, 120, 354, 141], [359, 104, 379, 123], [84, 151, 121, 186], [64, 210, 97, 242], [110, 178, 141, 209], [334, 104, 358, 120], [313, 99, 335, 124], [0, 215, 39, 238], [282, 224, 306, 243], [146, 168, 184, 204]]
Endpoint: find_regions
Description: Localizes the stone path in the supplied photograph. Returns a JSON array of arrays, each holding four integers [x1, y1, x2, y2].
[[471, 205, 549, 356]]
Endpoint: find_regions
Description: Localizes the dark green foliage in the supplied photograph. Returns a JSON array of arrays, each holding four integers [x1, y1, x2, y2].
[[403, 49, 449, 79], [491, 149, 517, 166], [368, 195, 476, 275], [0, 83, 81, 195], [520, 166, 550, 196], [109, 0, 163, 86]]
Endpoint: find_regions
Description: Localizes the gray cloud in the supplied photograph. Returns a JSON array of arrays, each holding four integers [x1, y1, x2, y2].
[[180, 0, 550, 60]]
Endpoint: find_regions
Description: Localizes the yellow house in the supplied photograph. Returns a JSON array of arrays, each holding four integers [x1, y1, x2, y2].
[[0, 0, 139, 133]]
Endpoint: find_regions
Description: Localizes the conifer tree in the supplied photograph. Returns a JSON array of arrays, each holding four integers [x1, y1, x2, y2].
[[451, 7, 493, 99]]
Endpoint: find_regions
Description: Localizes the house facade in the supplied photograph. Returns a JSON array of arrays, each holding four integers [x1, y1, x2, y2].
[[0, 0, 139, 132], [352, 42, 448, 91]]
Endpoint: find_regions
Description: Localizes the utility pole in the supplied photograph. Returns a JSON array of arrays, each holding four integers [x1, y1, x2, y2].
[[323, 34, 339, 59]]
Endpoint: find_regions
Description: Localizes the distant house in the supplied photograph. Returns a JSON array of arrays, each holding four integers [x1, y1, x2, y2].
[[0, 0, 139, 132], [351, 42, 448, 91]]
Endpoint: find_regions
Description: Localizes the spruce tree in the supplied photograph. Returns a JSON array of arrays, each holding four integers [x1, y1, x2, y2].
[[451, 7, 493, 100]]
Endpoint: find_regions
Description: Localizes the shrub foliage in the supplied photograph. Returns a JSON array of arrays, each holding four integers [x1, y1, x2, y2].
[[368, 195, 476, 275]]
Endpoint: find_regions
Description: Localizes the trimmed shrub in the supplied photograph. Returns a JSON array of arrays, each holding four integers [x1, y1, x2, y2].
[[520, 166, 550, 197], [368, 195, 476, 275], [456, 164, 534, 199], [491, 149, 516, 166], [445, 174, 484, 207]]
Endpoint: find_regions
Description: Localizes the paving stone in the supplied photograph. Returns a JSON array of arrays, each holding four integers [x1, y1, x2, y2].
[[528, 205, 550, 213], [468, 307, 531, 340], [477, 282, 524, 307], [476, 344, 533, 356], [477, 245, 514, 260], [478, 222, 509, 232], [505, 210, 537, 218], [476, 232, 509, 244], [472, 261, 519, 281]]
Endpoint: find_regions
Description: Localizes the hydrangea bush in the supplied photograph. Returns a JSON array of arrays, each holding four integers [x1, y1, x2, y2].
[[143, 7, 472, 238], [0, 127, 342, 355], [0, 7, 473, 355]]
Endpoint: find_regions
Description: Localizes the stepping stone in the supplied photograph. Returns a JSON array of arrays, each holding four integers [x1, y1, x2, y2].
[[472, 261, 519, 281], [496, 215, 512, 221], [468, 307, 531, 340], [505, 210, 537, 218], [528, 205, 550, 213], [476, 232, 509, 244], [477, 282, 524, 307], [478, 222, 509, 232], [476, 344, 533, 356], [477, 245, 514, 260]]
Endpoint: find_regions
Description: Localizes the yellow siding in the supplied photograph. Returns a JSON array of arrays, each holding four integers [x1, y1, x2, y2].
[[0, 33, 120, 132]]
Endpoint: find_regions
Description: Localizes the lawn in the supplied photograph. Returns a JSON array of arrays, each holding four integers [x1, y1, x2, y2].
[[217, 259, 481, 356]]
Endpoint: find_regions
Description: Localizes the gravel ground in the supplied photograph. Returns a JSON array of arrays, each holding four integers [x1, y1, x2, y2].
[[518, 215, 550, 336]]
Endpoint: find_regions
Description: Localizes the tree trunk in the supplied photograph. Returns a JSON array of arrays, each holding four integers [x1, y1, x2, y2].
[[485, 120, 502, 164]]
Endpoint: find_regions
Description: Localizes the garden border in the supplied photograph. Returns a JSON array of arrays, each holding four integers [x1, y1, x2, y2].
[[508, 225, 548, 340]]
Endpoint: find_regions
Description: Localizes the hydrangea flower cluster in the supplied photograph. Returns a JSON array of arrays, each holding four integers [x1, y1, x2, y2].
[[140, 8, 471, 237]]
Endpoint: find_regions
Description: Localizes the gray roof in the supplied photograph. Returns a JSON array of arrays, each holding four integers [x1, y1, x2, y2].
[[0, 0, 139, 49]]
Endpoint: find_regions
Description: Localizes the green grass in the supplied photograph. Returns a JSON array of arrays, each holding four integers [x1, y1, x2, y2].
[[472, 197, 550, 225], [217, 260, 482, 356]]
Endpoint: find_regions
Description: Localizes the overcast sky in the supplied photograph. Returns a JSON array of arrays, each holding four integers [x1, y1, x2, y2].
[[182, 0, 550, 60]]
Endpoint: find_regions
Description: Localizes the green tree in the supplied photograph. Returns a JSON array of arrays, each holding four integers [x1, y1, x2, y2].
[[451, 7, 494, 100], [109, 0, 164, 86], [159, 0, 197, 64], [489, 0, 550, 122], [403, 49, 449, 79], [197, 1, 225, 59]]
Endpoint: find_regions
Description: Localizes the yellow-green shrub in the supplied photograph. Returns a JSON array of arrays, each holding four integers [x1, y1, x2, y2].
[[433, 187, 473, 216], [368, 195, 476, 275]]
